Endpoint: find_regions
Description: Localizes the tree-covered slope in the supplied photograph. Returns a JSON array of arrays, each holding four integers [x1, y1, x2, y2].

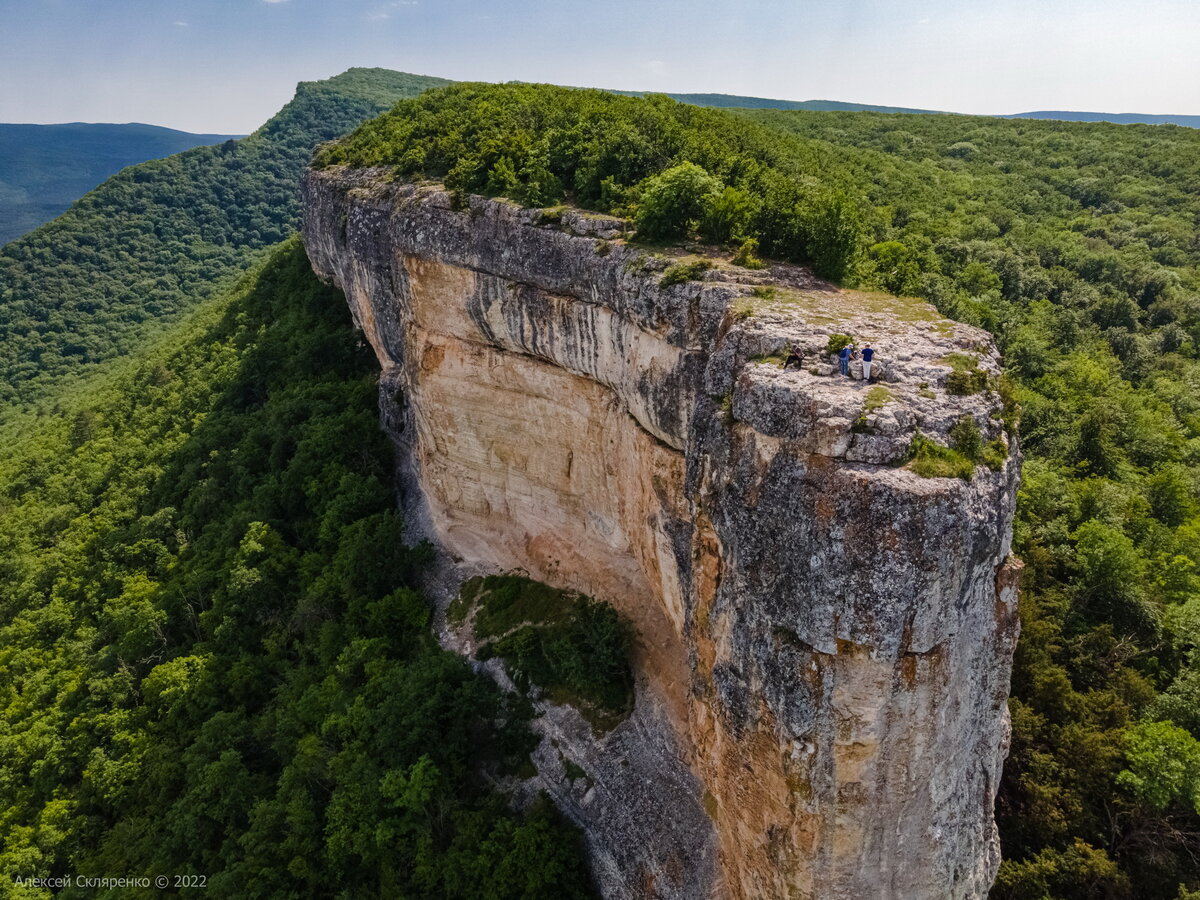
[[0, 238, 593, 899], [0, 68, 449, 412], [0, 123, 243, 246]]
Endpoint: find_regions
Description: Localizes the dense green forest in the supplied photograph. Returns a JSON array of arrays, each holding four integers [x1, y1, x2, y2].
[[0, 68, 448, 412], [3, 71, 1200, 898], [0, 239, 593, 898], [317, 83, 863, 280], [0, 123, 243, 246]]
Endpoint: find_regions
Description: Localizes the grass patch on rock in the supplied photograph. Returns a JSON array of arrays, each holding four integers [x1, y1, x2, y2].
[[864, 385, 891, 413], [854, 386, 892, 434], [903, 416, 1007, 479], [904, 432, 977, 480], [749, 353, 785, 366], [659, 258, 714, 287], [940, 352, 991, 395]]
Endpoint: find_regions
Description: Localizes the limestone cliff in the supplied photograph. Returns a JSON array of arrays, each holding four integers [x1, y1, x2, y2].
[[302, 166, 1022, 900]]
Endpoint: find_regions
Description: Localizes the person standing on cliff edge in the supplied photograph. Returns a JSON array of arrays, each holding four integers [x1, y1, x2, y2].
[[839, 342, 853, 377], [862, 343, 875, 381]]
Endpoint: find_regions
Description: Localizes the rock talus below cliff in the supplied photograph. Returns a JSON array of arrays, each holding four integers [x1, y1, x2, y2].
[[302, 166, 1022, 900]]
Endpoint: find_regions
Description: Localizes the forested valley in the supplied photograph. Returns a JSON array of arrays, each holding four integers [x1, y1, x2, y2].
[[1, 72, 1199, 898], [0, 239, 593, 898]]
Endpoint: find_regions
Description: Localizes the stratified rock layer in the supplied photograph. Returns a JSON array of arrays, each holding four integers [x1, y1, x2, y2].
[[303, 167, 1022, 900]]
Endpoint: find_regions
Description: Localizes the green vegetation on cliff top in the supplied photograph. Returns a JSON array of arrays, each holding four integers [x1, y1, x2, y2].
[[317, 82, 863, 282]]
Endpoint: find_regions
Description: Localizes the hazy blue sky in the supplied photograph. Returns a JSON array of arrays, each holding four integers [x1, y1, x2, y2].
[[2, 0, 1198, 132]]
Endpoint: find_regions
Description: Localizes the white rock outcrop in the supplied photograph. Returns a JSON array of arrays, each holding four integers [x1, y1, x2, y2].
[[303, 168, 1022, 900]]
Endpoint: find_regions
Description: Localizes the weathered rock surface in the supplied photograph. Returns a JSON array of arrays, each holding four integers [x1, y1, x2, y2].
[[303, 166, 1022, 900]]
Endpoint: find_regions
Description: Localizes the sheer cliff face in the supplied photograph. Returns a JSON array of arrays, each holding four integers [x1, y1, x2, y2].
[[303, 167, 1022, 900]]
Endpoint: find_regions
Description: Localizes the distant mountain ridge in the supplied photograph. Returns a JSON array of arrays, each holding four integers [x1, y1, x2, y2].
[[1004, 109, 1200, 127], [0, 67, 449, 410], [619, 89, 1200, 127], [617, 90, 938, 115], [0, 122, 242, 244]]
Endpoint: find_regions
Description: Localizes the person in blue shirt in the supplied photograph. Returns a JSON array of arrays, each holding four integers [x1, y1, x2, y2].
[[862, 343, 875, 381], [838, 342, 853, 377]]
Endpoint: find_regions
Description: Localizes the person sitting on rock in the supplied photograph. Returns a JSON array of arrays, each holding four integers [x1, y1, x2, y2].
[[862, 343, 876, 382], [838, 342, 853, 377], [784, 345, 804, 370]]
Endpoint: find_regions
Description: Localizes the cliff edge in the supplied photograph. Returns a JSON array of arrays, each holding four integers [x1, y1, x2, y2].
[[302, 166, 1022, 900]]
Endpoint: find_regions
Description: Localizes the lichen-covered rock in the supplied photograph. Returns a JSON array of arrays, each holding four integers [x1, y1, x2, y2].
[[303, 167, 1022, 900]]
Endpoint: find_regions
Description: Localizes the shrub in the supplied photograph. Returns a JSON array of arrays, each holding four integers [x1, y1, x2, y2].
[[869, 240, 922, 295], [701, 186, 755, 244], [942, 353, 990, 395], [634, 162, 723, 241], [660, 258, 714, 287], [1116, 720, 1200, 813], [957, 260, 1002, 296], [731, 237, 765, 269], [491, 597, 634, 726], [904, 432, 976, 480], [794, 189, 862, 282], [982, 439, 1008, 470], [456, 575, 635, 729], [949, 415, 983, 460], [945, 141, 979, 159], [826, 333, 854, 355]]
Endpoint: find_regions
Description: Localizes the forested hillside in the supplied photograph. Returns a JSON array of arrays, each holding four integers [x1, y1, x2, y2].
[[0, 68, 448, 412], [3, 71, 1199, 899], [0, 123, 242, 246], [0, 239, 593, 898]]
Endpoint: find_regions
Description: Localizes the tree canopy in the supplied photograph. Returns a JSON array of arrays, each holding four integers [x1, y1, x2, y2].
[[0, 240, 594, 899], [317, 82, 865, 281]]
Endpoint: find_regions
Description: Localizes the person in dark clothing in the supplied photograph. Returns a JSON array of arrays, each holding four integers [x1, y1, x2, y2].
[[838, 343, 853, 377], [862, 343, 875, 381], [784, 344, 804, 370]]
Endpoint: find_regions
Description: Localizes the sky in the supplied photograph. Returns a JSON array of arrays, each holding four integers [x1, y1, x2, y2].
[[1, 0, 1198, 133]]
